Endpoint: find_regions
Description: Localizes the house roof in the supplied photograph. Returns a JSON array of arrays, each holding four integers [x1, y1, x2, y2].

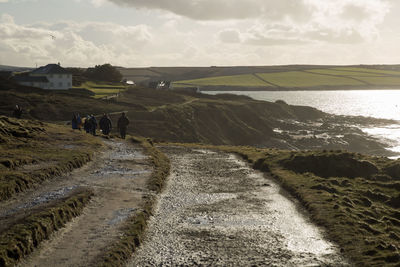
[[31, 64, 71, 75], [14, 75, 49, 83]]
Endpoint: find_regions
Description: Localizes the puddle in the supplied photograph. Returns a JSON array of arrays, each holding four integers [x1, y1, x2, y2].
[[192, 149, 217, 154], [264, 183, 336, 255], [93, 164, 150, 176], [108, 208, 137, 225], [2, 186, 78, 217], [187, 215, 214, 225], [111, 151, 147, 161], [59, 144, 78, 150]]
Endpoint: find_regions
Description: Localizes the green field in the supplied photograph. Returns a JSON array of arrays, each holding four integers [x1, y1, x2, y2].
[[307, 69, 386, 77], [173, 67, 400, 89], [174, 74, 272, 87], [74, 81, 127, 98], [256, 71, 363, 87], [332, 67, 400, 76]]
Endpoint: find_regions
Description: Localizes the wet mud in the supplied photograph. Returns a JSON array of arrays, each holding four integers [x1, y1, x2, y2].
[[129, 146, 349, 266]]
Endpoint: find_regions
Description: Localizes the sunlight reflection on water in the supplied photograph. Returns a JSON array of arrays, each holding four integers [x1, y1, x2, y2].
[[362, 125, 400, 157], [206, 90, 400, 155], [206, 90, 400, 120]]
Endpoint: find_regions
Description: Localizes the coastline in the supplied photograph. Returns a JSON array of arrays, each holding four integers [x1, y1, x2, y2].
[[195, 84, 400, 91]]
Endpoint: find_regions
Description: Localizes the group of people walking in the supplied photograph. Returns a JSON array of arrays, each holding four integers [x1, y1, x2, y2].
[[72, 112, 129, 139]]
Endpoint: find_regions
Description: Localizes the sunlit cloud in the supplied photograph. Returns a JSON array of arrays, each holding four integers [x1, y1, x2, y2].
[[106, 0, 313, 21], [0, 0, 398, 67]]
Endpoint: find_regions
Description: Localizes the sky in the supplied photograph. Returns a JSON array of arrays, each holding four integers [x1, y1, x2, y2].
[[0, 0, 400, 67]]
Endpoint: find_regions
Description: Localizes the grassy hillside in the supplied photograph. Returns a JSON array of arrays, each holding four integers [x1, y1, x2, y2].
[[0, 84, 319, 144], [118, 88, 328, 146], [0, 84, 144, 121], [119, 65, 400, 84], [172, 66, 400, 90], [0, 82, 394, 156]]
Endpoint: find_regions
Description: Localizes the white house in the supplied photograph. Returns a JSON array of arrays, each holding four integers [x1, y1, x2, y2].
[[15, 64, 72, 90]]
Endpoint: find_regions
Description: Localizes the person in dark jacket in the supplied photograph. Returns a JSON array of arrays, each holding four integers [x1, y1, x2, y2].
[[89, 115, 97, 136], [84, 115, 91, 133], [13, 105, 22, 118], [72, 113, 78, 130], [99, 113, 112, 135], [117, 112, 129, 139], [76, 113, 82, 130]]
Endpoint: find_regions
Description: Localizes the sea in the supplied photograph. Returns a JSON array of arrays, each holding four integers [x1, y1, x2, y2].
[[205, 89, 400, 155]]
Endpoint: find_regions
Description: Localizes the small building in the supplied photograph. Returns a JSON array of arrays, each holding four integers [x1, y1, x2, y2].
[[13, 75, 49, 89], [148, 80, 171, 90], [14, 64, 72, 90]]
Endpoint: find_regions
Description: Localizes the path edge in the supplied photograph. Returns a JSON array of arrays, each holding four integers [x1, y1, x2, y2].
[[95, 137, 170, 267]]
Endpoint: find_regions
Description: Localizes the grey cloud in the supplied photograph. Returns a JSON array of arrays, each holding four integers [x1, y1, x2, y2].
[[340, 4, 370, 21], [246, 36, 309, 46], [107, 0, 312, 21], [239, 20, 366, 47], [305, 27, 364, 44], [218, 29, 241, 43]]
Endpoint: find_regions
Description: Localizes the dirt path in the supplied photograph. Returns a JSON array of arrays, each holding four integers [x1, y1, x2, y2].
[[0, 139, 153, 267], [128, 146, 349, 266], [148, 98, 197, 112]]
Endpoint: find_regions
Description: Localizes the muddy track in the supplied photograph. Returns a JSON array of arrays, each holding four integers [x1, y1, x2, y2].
[[0, 139, 153, 267], [129, 146, 349, 266]]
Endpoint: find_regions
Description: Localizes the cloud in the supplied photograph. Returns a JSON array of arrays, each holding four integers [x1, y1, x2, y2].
[[218, 29, 241, 43], [0, 0, 396, 67], [106, 0, 313, 21], [0, 14, 154, 67], [214, 0, 391, 46], [90, 0, 107, 7], [106, 0, 390, 47]]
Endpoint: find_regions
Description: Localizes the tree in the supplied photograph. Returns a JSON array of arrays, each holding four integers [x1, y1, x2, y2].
[[84, 64, 123, 82]]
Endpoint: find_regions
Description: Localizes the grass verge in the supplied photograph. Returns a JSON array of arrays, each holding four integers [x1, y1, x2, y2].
[[96, 136, 170, 267], [0, 188, 93, 267], [0, 116, 102, 201]]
